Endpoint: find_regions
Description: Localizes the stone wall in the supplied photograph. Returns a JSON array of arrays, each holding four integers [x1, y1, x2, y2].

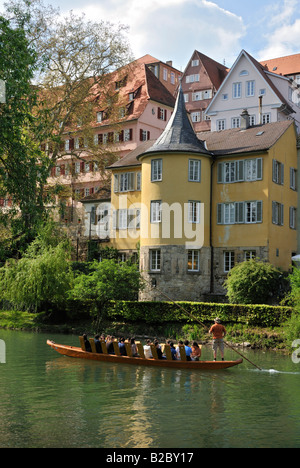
[[139, 245, 212, 302]]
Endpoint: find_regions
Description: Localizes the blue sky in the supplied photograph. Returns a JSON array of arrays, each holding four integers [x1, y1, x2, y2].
[[1, 0, 300, 70]]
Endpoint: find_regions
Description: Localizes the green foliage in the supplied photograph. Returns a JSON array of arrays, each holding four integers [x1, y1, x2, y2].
[[224, 259, 286, 305], [0, 243, 73, 312], [0, 15, 50, 250], [69, 259, 143, 306], [104, 300, 292, 328]]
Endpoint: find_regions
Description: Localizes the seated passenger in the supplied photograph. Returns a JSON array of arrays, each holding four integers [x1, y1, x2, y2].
[[143, 339, 153, 359], [106, 335, 115, 354], [176, 340, 184, 360], [154, 340, 165, 359], [94, 335, 102, 353], [118, 337, 127, 356], [130, 338, 138, 357], [169, 341, 177, 360], [83, 334, 92, 352], [184, 340, 192, 361], [191, 341, 201, 361]]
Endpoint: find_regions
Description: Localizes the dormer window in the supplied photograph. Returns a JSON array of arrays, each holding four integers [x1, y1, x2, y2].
[[96, 111, 103, 123]]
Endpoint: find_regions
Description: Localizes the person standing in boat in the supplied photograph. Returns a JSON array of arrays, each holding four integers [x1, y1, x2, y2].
[[209, 318, 226, 361]]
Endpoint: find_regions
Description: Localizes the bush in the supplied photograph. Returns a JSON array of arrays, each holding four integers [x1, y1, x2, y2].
[[0, 242, 73, 312], [224, 259, 286, 305]]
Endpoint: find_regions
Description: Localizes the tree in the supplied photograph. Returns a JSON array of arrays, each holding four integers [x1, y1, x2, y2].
[[4, 0, 133, 172], [0, 221, 73, 312], [69, 259, 144, 329], [0, 15, 49, 256], [0, 0, 133, 254], [224, 259, 285, 305]]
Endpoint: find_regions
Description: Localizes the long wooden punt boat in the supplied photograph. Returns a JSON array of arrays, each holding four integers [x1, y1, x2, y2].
[[47, 339, 243, 370]]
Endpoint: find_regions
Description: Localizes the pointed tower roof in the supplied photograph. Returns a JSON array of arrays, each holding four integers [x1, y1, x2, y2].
[[139, 84, 212, 158]]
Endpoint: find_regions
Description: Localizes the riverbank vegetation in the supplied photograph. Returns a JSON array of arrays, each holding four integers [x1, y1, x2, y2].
[[0, 221, 299, 353]]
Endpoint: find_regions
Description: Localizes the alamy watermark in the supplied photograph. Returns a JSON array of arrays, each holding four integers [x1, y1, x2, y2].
[[93, 196, 205, 249], [0, 339, 6, 364], [292, 340, 300, 364]]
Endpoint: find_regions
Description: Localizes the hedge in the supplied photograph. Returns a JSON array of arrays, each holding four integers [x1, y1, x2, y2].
[[103, 300, 293, 328]]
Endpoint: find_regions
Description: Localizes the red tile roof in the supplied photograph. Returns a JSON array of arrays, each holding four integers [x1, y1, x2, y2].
[[260, 53, 300, 76]]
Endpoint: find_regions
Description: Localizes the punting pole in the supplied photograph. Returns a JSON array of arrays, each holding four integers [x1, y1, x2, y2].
[[149, 282, 262, 371]]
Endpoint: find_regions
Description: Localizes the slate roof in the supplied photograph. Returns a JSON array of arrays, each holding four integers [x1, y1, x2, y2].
[[200, 120, 294, 156], [139, 84, 212, 157]]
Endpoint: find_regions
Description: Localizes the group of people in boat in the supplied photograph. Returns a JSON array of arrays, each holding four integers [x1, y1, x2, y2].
[[82, 317, 227, 361], [82, 334, 202, 361]]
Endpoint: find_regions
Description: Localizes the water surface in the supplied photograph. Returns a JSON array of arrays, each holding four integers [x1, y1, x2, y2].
[[0, 330, 299, 448]]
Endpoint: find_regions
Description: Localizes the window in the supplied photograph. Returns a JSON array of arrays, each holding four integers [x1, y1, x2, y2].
[[217, 119, 226, 131], [191, 59, 199, 67], [222, 93, 228, 100], [217, 201, 262, 225], [163, 68, 168, 81], [158, 107, 167, 120], [231, 117, 241, 128], [239, 70, 249, 76], [188, 250, 200, 272], [140, 129, 150, 141], [171, 72, 175, 84], [290, 167, 297, 190], [188, 201, 201, 223], [186, 74, 200, 83], [272, 159, 284, 185], [114, 172, 135, 192], [192, 92, 202, 101], [136, 172, 141, 191], [150, 249, 161, 272], [217, 158, 263, 184], [233, 82, 242, 99], [191, 112, 201, 122], [151, 159, 162, 181], [188, 159, 201, 182], [290, 207, 296, 229], [259, 88, 266, 96], [272, 201, 284, 225], [184, 94, 189, 103], [150, 201, 162, 223], [246, 80, 255, 97], [224, 252, 235, 272], [262, 113, 271, 124], [245, 251, 256, 261], [96, 111, 103, 123], [124, 129, 133, 141]]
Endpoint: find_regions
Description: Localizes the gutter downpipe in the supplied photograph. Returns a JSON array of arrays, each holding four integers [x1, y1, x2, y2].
[[210, 154, 216, 294]]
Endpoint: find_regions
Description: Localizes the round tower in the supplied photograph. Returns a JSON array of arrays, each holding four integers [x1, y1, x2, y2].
[[137, 85, 214, 301]]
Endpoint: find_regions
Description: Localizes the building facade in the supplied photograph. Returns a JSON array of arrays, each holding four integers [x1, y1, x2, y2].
[[181, 50, 228, 133], [206, 50, 300, 134], [102, 86, 299, 301], [47, 57, 178, 226]]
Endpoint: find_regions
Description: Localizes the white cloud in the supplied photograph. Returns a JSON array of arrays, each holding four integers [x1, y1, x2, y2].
[[69, 0, 246, 70], [257, 0, 300, 60]]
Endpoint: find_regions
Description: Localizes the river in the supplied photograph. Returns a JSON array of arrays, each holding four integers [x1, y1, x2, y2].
[[0, 329, 299, 448]]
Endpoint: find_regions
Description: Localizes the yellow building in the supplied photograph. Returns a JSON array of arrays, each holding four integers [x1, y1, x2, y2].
[[107, 86, 298, 301]]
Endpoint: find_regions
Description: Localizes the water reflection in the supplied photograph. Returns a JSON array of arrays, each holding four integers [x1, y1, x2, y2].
[[1, 330, 300, 448]]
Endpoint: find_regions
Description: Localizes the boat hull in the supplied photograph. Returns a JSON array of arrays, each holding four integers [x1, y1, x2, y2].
[[47, 340, 243, 370]]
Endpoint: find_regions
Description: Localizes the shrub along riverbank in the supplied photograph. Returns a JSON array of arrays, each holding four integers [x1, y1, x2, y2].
[[0, 300, 296, 352]]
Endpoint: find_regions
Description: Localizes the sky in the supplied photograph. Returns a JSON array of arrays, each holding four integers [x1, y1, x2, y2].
[[1, 0, 300, 71]]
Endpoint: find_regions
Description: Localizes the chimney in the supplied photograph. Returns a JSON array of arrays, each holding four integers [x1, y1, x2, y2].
[[166, 60, 173, 67], [240, 109, 250, 130]]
